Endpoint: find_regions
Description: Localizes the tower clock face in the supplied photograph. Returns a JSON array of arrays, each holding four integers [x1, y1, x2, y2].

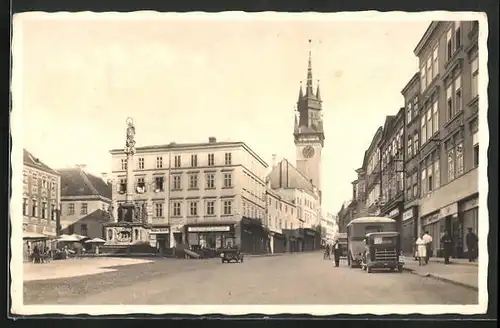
[[302, 145, 315, 158]]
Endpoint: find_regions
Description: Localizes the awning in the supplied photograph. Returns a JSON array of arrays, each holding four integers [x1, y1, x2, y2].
[[85, 238, 106, 243], [23, 232, 50, 240]]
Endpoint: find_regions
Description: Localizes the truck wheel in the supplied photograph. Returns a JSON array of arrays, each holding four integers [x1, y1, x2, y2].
[[221, 259, 225, 263], [367, 266, 372, 273], [241, 256, 244, 263]]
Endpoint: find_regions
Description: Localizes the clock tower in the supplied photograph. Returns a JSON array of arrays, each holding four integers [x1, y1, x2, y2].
[[293, 42, 325, 199]]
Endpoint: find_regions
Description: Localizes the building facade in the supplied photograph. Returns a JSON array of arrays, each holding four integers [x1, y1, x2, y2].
[[265, 188, 299, 253], [402, 72, 422, 255], [58, 166, 113, 239], [110, 137, 269, 254], [363, 127, 383, 216], [379, 109, 406, 245], [414, 20, 479, 258], [22, 149, 61, 257]]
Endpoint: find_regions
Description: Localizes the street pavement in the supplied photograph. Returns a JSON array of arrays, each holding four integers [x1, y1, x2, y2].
[[23, 252, 478, 305]]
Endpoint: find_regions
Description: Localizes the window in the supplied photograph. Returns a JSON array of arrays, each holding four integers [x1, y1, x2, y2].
[[426, 57, 432, 86], [426, 109, 432, 140], [432, 45, 439, 78], [413, 96, 419, 114], [434, 158, 440, 190], [454, 21, 462, 50], [23, 198, 28, 215], [173, 202, 181, 217], [172, 175, 181, 190], [68, 203, 75, 215], [223, 173, 232, 188], [23, 173, 28, 184], [412, 172, 418, 199], [154, 176, 164, 191], [223, 200, 232, 215], [471, 57, 479, 99], [189, 174, 198, 189], [81, 203, 88, 215], [32, 199, 38, 217], [42, 178, 48, 189], [455, 76, 462, 112], [40, 202, 47, 219], [138, 158, 144, 169], [156, 156, 163, 169], [189, 201, 198, 216], [456, 142, 464, 176], [432, 100, 439, 134], [420, 66, 426, 93], [413, 133, 419, 156], [174, 155, 181, 168], [406, 177, 412, 200], [136, 177, 146, 192], [427, 165, 433, 192], [446, 84, 452, 119], [51, 204, 56, 220], [421, 116, 427, 144], [446, 29, 453, 60], [473, 132, 479, 167], [206, 201, 215, 215], [224, 153, 232, 165], [191, 154, 198, 167], [207, 153, 215, 166], [421, 167, 427, 195], [206, 173, 215, 189], [80, 224, 88, 236], [51, 181, 56, 191], [121, 159, 127, 170], [447, 149, 455, 182], [154, 203, 163, 217], [406, 103, 412, 123], [118, 179, 126, 193]]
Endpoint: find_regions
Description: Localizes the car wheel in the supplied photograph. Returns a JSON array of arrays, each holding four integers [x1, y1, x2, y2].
[[367, 266, 372, 273]]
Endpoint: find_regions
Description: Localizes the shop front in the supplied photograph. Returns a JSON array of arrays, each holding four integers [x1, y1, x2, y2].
[[271, 231, 286, 253], [302, 228, 319, 251], [459, 194, 479, 258], [283, 229, 303, 252], [185, 223, 236, 249], [401, 206, 419, 255], [149, 226, 170, 255], [240, 217, 267, 254]]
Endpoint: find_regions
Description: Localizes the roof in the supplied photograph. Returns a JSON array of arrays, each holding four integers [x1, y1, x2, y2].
[[58, 168, 112, 199], [78, 209, 113, 223], [401, 72, 420, 96], [346, 217, 396, 226], [110, 140, 268, 168], [414, 21, 439, 56], [23, 149, 59, 175]]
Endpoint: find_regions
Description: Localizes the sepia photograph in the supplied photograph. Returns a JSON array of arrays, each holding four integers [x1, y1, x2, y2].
[[10, 11, 489, 316]]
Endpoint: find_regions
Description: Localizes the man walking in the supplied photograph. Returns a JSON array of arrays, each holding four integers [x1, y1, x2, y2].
[[440, 230, 453, 264], [332, 241, 341, 267], [466, 228, 478, 262], [422, 231, 433, 264]]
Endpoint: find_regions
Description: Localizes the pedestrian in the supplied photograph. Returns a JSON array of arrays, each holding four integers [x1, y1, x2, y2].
[[333, 241, 341, 267], [32, 246, 40, 264], [440, 230, 453, 264], [422, 231, 433, 264], [465, 228, 478, 262], [324, 244, 331, 260], [415, 235, 427, 266]]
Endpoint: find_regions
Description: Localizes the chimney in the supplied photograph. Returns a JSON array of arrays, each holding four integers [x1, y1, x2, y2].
[[102, 172, 108, 181], [271, 154, 277, 168], [208, 136, 217, 143]]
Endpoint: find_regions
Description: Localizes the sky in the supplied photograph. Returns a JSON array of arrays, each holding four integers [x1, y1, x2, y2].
[[13, 12, 432, 216]]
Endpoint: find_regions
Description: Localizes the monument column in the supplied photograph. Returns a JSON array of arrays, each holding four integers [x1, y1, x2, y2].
[[122, 117, 136, 223]]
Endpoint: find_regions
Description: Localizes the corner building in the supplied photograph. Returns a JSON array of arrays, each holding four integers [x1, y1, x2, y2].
[[413, 21, 479, 258], [110, 137, 269, 254]]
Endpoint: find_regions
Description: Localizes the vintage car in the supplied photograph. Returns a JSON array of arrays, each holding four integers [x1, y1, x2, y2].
[[361, 231, 405, 273], [346, 217, 398, 268], [219, 247, 244, 263]]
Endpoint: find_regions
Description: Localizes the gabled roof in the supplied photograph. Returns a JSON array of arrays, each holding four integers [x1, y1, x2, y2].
[[78, 209, 112, 223], [58, 168, 112, 199], [23, 149, 59, 175], [266, 158, 316, 193]]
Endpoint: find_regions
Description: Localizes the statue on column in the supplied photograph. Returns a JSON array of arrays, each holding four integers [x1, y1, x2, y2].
[[125, 117, 136, 154]]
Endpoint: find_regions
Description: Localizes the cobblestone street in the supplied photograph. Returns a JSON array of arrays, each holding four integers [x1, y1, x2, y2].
[[23, 252, 478, 305]]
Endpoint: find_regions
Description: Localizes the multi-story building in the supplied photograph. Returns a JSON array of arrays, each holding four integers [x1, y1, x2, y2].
[[402, 72, 422, 254], [267, 158, 321, 250], [58, 166, 112, 239], [22, 149, 61, 256], [379, 109, 406, 238], [265, 187, 299, 253], [363, 127, 383, 215], [413, 20, 479, 258], [110, 137, 269, 254]]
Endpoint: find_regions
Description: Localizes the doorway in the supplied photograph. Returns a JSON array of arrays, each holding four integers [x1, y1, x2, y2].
[[173, 232, 183, 246]]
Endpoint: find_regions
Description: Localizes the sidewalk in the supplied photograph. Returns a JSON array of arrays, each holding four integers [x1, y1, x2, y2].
[[403, 258, 478, 291], [23, 257, 153, 282]]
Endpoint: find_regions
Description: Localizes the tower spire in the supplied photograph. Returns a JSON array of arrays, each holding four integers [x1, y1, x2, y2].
[[316, 79, 321, 101], [306, 39, 314, 95], [297, 81, 304, 102]]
